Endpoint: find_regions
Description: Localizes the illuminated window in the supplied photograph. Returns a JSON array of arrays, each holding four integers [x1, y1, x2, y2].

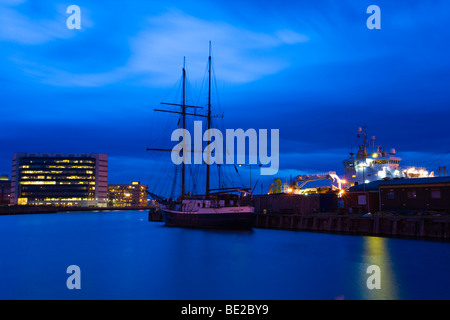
[[20, 181, 56, 185]]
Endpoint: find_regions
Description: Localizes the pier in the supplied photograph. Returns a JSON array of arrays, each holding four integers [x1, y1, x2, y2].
[[252, 213, 450, 240], [148, 210, 450, 241]]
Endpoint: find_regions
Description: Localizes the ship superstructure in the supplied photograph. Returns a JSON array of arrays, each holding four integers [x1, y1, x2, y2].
[[269, 126, 433, 195], [343, 126, 432, 187]]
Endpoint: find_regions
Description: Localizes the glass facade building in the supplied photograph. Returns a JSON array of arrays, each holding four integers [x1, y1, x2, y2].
[[11, 153, 108, 207]]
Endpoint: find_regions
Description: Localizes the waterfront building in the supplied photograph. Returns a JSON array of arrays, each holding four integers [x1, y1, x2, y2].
[[0, 174, 11, 206], [253, 193, 337, 215], [343, 176, 450, 214], [108, 182, 148, 207], [343, 185, 380, 214], [379, 176, 450, 214], [10, 153, 108, 207]]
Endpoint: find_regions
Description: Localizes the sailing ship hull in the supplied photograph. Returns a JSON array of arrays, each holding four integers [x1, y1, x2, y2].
[[161, 208, 254, 230]]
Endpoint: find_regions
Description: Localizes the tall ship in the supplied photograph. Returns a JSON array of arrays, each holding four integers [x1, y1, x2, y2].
[[343, 126, 433, 187], [147, 43, 254, 229]]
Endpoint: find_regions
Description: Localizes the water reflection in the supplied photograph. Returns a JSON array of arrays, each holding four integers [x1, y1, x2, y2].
[[1, 212, 449, 299], [361, 236, 398, 300]]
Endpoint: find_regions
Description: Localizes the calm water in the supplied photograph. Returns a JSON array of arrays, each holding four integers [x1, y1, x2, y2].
[[0, 210, 449, 300]]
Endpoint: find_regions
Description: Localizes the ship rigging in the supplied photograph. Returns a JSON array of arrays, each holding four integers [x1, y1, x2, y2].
[[146, 42, 254, 229]]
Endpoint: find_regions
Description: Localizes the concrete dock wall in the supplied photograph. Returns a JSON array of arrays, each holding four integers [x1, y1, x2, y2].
[[252, 214, 450, 240]]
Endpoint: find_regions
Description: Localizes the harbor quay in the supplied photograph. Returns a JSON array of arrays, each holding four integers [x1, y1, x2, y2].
[[251, 193, 450, 240], [251, 213, 450, 241], [148, 193, 450, 241], [149, 209, 450, 241], [0, 205, 155, 215]]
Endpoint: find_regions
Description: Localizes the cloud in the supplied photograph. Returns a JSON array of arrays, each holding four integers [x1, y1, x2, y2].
[[127, 11, 309, 85], [0, 0, 26, 5], [0, 6, 65, 44], [8, 8, 309, 87], [275, 29, 309, 45], [0, 1, 93, 45]]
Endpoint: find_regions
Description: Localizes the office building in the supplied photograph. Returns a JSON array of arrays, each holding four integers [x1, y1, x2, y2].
[[11, 153, 108, 207], [108, 182, 148, 207]]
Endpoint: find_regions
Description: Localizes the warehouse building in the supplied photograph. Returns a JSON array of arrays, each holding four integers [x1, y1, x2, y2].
[[379, 176, 450, 214], [344, 177, 450, 214]]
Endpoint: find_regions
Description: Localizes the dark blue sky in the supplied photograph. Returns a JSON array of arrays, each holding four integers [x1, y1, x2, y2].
[[1, 0, 450, 195]]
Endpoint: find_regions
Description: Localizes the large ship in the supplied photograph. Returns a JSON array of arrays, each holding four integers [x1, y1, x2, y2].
[[269, 126, 434, 195], [147, 43, 254, 229], [343, 126, 433, 187]]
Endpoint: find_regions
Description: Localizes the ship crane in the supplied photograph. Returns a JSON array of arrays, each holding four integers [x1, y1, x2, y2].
[[295, 172, 344, 191]]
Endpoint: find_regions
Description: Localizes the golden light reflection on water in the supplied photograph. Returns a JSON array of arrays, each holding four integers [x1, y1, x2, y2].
[[361, 236, 398, 300]]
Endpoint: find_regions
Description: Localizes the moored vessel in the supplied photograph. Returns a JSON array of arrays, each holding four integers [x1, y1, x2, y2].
[[343, 126, 433, 187], [161, 193, 254, 229], [147, 43, 255, 229]]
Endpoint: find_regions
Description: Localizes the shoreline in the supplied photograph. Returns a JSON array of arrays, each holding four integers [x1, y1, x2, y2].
[[0, 205, 154, 215], [2, 205, 449, 241]]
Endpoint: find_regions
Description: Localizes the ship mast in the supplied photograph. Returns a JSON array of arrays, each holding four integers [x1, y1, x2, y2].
[[182, 57, 186, 198], [206, 41, 212, 197], [357, 126, 368, 191], [147, 57, 205, 199], [147, 44, 217, 199]]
